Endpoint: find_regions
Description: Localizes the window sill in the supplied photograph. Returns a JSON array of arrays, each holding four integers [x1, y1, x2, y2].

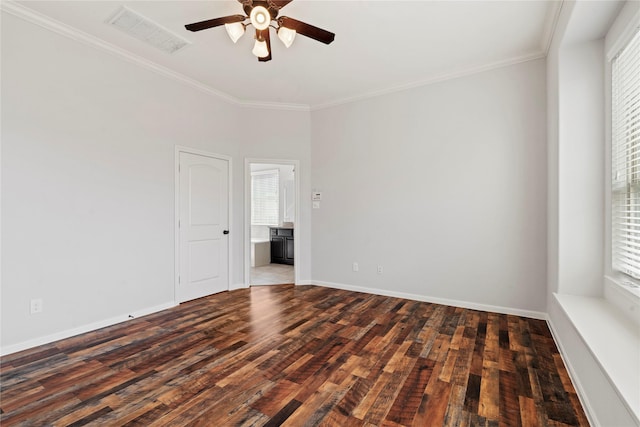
[[554, 293, 640, 424]]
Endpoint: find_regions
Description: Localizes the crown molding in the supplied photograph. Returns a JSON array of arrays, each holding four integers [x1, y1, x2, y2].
[[0, 0, 309, 112], [2, 0, 552, 113], [309, 51, 546, 111], [541, 0, 564, 54], [240, 100, 310, 112]]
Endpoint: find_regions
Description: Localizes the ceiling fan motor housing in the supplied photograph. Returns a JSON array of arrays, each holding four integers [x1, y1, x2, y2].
[[244, 1, 280, 21]]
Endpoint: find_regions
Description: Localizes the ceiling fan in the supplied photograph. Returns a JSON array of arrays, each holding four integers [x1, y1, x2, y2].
[[185, 0, 335, 62]]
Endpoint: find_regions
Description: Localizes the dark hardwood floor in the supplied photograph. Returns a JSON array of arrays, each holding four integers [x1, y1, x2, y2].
[[0, 285, 588, 426]]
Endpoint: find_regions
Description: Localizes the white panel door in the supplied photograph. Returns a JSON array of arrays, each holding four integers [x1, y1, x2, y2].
[[178, 152, 229, 303]]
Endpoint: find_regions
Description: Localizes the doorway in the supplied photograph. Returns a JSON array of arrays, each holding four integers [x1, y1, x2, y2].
[[245, 159, 299, 286], [175, 147, 231, 303]]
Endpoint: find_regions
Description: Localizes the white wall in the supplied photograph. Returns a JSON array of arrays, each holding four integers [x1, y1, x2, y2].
[[0, 12, 311, 352], [311, 59, 547, 315], [557, 39, 605, 297]]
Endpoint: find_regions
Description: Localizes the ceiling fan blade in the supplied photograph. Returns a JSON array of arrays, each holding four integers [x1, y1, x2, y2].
[[258, 29, 272, 62], [268, 0, 294, 10], [185, 15, 245, 32], [278, 16, 335, 44], [240, 0, 254, 15]]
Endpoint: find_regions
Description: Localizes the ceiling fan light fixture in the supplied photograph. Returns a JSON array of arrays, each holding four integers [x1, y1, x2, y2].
[[250, 6, 271, 31], [252, 38, 270, 58], [224, 22, 245, 43], [277, 26, 296, 48], [184, 1, 336, 62]]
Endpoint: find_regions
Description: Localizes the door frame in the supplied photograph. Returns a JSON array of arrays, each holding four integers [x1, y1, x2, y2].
[[245, 158, 300, 287], [175, 146, 232, 303]]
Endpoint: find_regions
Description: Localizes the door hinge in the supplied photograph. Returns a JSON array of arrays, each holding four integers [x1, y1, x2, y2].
[[178, 219, 181, 228], [178, 275, 181, 284]]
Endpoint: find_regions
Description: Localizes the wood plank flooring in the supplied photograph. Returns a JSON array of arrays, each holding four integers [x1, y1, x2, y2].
[[0, 285, 588, 426]]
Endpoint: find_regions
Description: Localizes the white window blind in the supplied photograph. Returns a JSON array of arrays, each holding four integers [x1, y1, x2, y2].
[[251, 169, 279, 226], [612, 27, 640, 278]]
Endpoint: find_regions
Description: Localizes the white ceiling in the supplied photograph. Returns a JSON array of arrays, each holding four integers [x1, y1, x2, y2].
[[8, 0, 561, 109]]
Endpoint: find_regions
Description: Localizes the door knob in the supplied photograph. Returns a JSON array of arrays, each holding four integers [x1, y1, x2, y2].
[[223, 230, 229, 235]]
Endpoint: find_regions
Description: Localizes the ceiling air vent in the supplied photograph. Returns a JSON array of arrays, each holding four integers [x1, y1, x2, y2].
[[106, 6, 190, 54]]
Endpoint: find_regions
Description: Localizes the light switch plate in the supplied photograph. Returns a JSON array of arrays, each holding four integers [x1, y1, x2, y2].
[[313, 201, 320, 209]]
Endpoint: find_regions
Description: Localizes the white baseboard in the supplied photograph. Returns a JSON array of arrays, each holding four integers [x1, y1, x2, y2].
[[545, 312, 599, 427], [0, 301, 177, 356], [310, 280, 547, 320], [229, 282, 249, 291], [0, 282, 545, 355]]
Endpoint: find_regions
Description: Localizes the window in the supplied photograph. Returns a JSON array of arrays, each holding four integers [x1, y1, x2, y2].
[[251, 169, 279, 226], [611, 27, 640, 279]]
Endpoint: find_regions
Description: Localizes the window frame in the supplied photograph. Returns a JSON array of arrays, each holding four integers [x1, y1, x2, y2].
[[608, 20, 640, 297], [251, 168, 280, 227]]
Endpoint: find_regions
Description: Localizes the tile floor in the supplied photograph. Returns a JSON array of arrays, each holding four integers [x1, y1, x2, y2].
[[250, 263, 294, 285]]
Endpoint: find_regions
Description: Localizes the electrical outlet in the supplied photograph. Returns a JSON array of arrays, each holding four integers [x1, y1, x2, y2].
[[30, 298, 43, 314], [377, 265, 383, 274], [353, 262, 359, 272]]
